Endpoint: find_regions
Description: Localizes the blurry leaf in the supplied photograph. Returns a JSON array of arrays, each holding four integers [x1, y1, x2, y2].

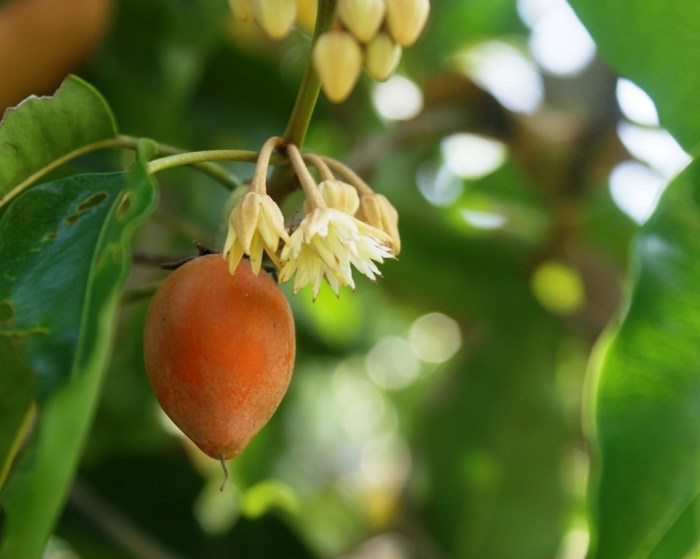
[[0, 143, 157, 559], [587, 158, 700, 558], [0, 341, 34, 489], [569, 1, 700, 151], [417, 311, 569, 559], [88, 0, 227, 143], [0, 75, 117, 198]]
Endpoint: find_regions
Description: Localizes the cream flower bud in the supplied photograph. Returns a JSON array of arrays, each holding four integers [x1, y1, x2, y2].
[[229, 0, 254, 22], [357, 193, 401, 255], [337, 0, 386, 43], [224, 191, 290, 275], [365, 32, 402, 81], [313, 30, 363, 103], [317, 179, 360, 214], [385, 0, 430, 46], [296, 0, 317, 31], [253, 0, 297, 39]]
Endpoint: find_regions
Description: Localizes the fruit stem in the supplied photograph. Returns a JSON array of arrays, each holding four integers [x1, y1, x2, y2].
[[219, 455, 229, 492]]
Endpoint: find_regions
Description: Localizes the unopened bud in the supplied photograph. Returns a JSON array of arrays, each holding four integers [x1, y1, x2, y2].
[[313, 31, 363, 103], [385, 0, 429, 46], [253, 0, 297, 39], [229, 0, 254, 22], [296, 0, 317, 31], [337, 0, 385, 43], [317, 179, 360, 214], [365, 32, 402, 81], [358, 193, 401, 255]]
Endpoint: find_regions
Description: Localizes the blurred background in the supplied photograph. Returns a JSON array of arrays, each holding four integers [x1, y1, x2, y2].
[[2, 0, 689, 557]]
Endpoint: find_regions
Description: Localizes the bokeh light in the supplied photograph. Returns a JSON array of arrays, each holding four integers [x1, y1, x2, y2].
[[609, 160, 667, 224], [408, 312, 462, 364], [441, 133, 508, 180], [459, 40, 543, 113], [372, 75, 424, 121]]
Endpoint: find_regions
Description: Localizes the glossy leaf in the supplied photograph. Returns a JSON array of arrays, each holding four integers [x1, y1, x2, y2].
[[0, 75, 118, 198], [0, 143, 157, 559], [568, 0, 700, 151], [587, 158, 700, 558]]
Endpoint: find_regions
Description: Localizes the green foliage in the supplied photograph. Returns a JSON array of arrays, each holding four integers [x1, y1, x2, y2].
[[569, 0, 700, 153], [0, 76, 117, 198], [0, 0, 700, 557], [588, 159, 700, 559], [0, 146, 157, 558]]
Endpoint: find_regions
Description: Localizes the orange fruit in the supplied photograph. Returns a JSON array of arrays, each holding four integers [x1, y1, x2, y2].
[[143, 255, 295, 460]]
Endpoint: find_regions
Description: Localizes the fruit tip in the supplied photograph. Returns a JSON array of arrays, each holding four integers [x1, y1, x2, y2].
[[219, 455, 229, 491]]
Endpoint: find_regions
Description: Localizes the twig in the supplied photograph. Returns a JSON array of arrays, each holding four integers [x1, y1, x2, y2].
[[69, 479, 190, 559]]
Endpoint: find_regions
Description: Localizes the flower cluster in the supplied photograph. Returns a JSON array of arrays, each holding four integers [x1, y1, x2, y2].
[[313, 0, 430, 102], [228, 0, 317, 39], [222, 137, 400, 299], [227, 0, 430, 103]]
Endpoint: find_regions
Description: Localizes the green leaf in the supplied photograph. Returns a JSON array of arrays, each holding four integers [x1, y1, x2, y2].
[[0, 75, 118, 199], [568, 1, 700, 151], [587, 158, 700, 558], [0, 144, 157, 559]]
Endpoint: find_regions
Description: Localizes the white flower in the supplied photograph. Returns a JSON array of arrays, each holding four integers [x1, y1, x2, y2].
[[279, 207, 393, 299], [223, 191, 289, 275]]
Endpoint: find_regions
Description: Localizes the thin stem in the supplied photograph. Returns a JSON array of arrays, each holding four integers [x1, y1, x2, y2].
[[0, 136, 134, 208], [70, 480, 187, 559], [303, 152, 335, 181], [266, 1, 338, 203], [286, 143, 325, 208], [0, 403, 36, 489], [282, 0, 338, 146], [0, 135, 243, 209], [250, 136, 286, 193], [321, 155, 374, 196], [121, 283, 160, 305], [148, 149, 261, 174], [144, 138, 241, 191]]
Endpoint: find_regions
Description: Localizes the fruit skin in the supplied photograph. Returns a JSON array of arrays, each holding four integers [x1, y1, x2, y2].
[[143, 255, 295, 460]]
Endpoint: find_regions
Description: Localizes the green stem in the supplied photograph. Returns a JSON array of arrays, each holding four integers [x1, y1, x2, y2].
[[266, 0, 338, 203], [0, 136, 135, 208], [147, 149, 260, 174], [282, 0, 338, 146], [0, 135, 243, 209]]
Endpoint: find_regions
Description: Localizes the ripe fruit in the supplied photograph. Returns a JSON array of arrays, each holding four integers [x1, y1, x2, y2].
[[143, 254, 295, 461]]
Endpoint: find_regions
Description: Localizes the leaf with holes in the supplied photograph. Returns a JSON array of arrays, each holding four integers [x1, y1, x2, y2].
[[0, 142, 157, 559], [0, 75, 118, 202]]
